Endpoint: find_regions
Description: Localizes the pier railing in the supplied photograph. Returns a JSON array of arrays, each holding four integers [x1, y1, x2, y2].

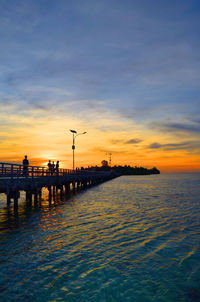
[[0, 162, 95, 179]]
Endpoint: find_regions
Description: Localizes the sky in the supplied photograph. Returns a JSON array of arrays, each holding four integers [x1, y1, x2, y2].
[[0, 0, 200, 172]]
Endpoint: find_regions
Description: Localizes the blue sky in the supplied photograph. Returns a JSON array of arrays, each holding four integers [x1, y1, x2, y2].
[[0, 0, 200, 171]]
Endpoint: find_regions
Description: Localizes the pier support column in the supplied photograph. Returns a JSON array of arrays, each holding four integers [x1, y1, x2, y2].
[[48, 186, 52, 203], [14, 191, 20, 208], [65, 183, 70, 196], [83, 181, 87, 188], [34, 192, 38, 204], [25, 191, 29, 201], [6, 194, 11, 205], [65, 183, 70, 191], [25, 191, 32, 203], [53, 186, 56, 202], [60, 186, 63, 199], [38, 189, 42, 203], [72, 182, 76, 191]]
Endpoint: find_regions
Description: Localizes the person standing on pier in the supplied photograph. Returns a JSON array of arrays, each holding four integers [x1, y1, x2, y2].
[[47, 160, 52, 175], [51, 161, 55, 175], [23, 155, 29, 176], [56, 161, 59, 175]]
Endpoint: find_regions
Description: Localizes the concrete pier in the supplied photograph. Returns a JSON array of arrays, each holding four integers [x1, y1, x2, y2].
[[0, 162, 120, 207]]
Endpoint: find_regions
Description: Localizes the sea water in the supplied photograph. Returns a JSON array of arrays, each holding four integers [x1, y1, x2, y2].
[[0, 174, 199, 302]]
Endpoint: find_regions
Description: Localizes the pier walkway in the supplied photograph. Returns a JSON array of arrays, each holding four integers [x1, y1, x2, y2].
[[0, 162, 119, 205]]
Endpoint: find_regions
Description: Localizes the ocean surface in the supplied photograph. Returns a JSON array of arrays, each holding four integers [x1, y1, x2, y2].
[[0, 173, 200, 302]]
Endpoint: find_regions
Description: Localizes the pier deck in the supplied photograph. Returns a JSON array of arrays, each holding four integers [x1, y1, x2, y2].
[[0, 162, 119, 205]]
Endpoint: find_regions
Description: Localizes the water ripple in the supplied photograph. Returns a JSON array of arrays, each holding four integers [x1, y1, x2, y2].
[[0, 173, 200, 301]]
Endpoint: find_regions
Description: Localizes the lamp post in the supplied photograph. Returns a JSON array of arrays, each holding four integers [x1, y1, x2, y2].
[[69, 129, 87, 171]]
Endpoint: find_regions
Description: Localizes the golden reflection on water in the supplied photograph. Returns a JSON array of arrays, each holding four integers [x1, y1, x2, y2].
[[0, 187, 78, 233], [179, 249, 197, 265], [80, 265, 105, 278], [49, 271, 68, 287], [0, 180, 194, 271]]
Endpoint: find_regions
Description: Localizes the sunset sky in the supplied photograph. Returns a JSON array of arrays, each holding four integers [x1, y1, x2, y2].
[[0, 0, 200, 172]]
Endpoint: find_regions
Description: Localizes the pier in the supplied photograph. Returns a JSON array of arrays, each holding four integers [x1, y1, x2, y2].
[[0, 162, 119, 206]]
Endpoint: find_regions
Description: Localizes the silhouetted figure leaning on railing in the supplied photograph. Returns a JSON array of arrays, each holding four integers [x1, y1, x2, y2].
[[23, 155, 29, 176]]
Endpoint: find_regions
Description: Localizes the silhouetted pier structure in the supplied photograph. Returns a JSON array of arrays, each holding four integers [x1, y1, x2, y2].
[[0, 162, 119, 206]]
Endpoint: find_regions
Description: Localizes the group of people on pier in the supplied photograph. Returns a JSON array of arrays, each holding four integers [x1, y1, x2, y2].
[[47, 160, 59, 175], [22, 156, 60, 176]]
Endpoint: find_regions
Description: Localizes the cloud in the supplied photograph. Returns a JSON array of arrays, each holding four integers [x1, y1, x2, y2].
[[163, 122, 200, 133], [110, 139, 124, 144], [118, 105, 178, 123], [150, 120, 200, 136], [110, 138, 143, 146], [125, 138, 143, 144], [149, 142, 162, 149], [33, 104, 51, 112], [148, 141, 200, 151]]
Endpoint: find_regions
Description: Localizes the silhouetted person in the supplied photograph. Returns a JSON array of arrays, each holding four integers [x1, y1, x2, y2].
[[51, 161, 55, 175], [47, 160, 52, 175], [23, 155, 29, 176], [56, 161, 59, 175]]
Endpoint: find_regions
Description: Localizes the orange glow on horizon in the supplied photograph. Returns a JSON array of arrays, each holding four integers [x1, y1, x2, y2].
[[0, 107, 199, 173]]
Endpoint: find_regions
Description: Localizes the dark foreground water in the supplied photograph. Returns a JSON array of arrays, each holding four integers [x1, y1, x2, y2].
[[0, 174, 200, 302]]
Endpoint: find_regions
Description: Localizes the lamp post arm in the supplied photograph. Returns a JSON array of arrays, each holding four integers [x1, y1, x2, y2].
[[74, 132, 86, 141]]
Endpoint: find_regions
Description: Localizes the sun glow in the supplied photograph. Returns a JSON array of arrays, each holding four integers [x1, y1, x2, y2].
[[0, 96, 199, 173]]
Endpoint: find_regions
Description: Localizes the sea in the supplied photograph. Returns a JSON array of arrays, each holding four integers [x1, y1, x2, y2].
[[0, 173, 200, 302]]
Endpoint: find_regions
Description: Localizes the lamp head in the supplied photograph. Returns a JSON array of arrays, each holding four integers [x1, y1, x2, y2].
[[70, 129, 77, 134]]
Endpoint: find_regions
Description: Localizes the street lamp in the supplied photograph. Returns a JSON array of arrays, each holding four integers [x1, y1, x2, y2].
[[69, 129, 87, 171]]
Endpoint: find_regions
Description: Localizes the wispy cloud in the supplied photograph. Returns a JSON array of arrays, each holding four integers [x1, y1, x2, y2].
[[110, 138, 143, 145], [125, 138, 143, 144], [110, 139, 124, 145], [150, 120, 200, 136], [148, 141, 200, 151]]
